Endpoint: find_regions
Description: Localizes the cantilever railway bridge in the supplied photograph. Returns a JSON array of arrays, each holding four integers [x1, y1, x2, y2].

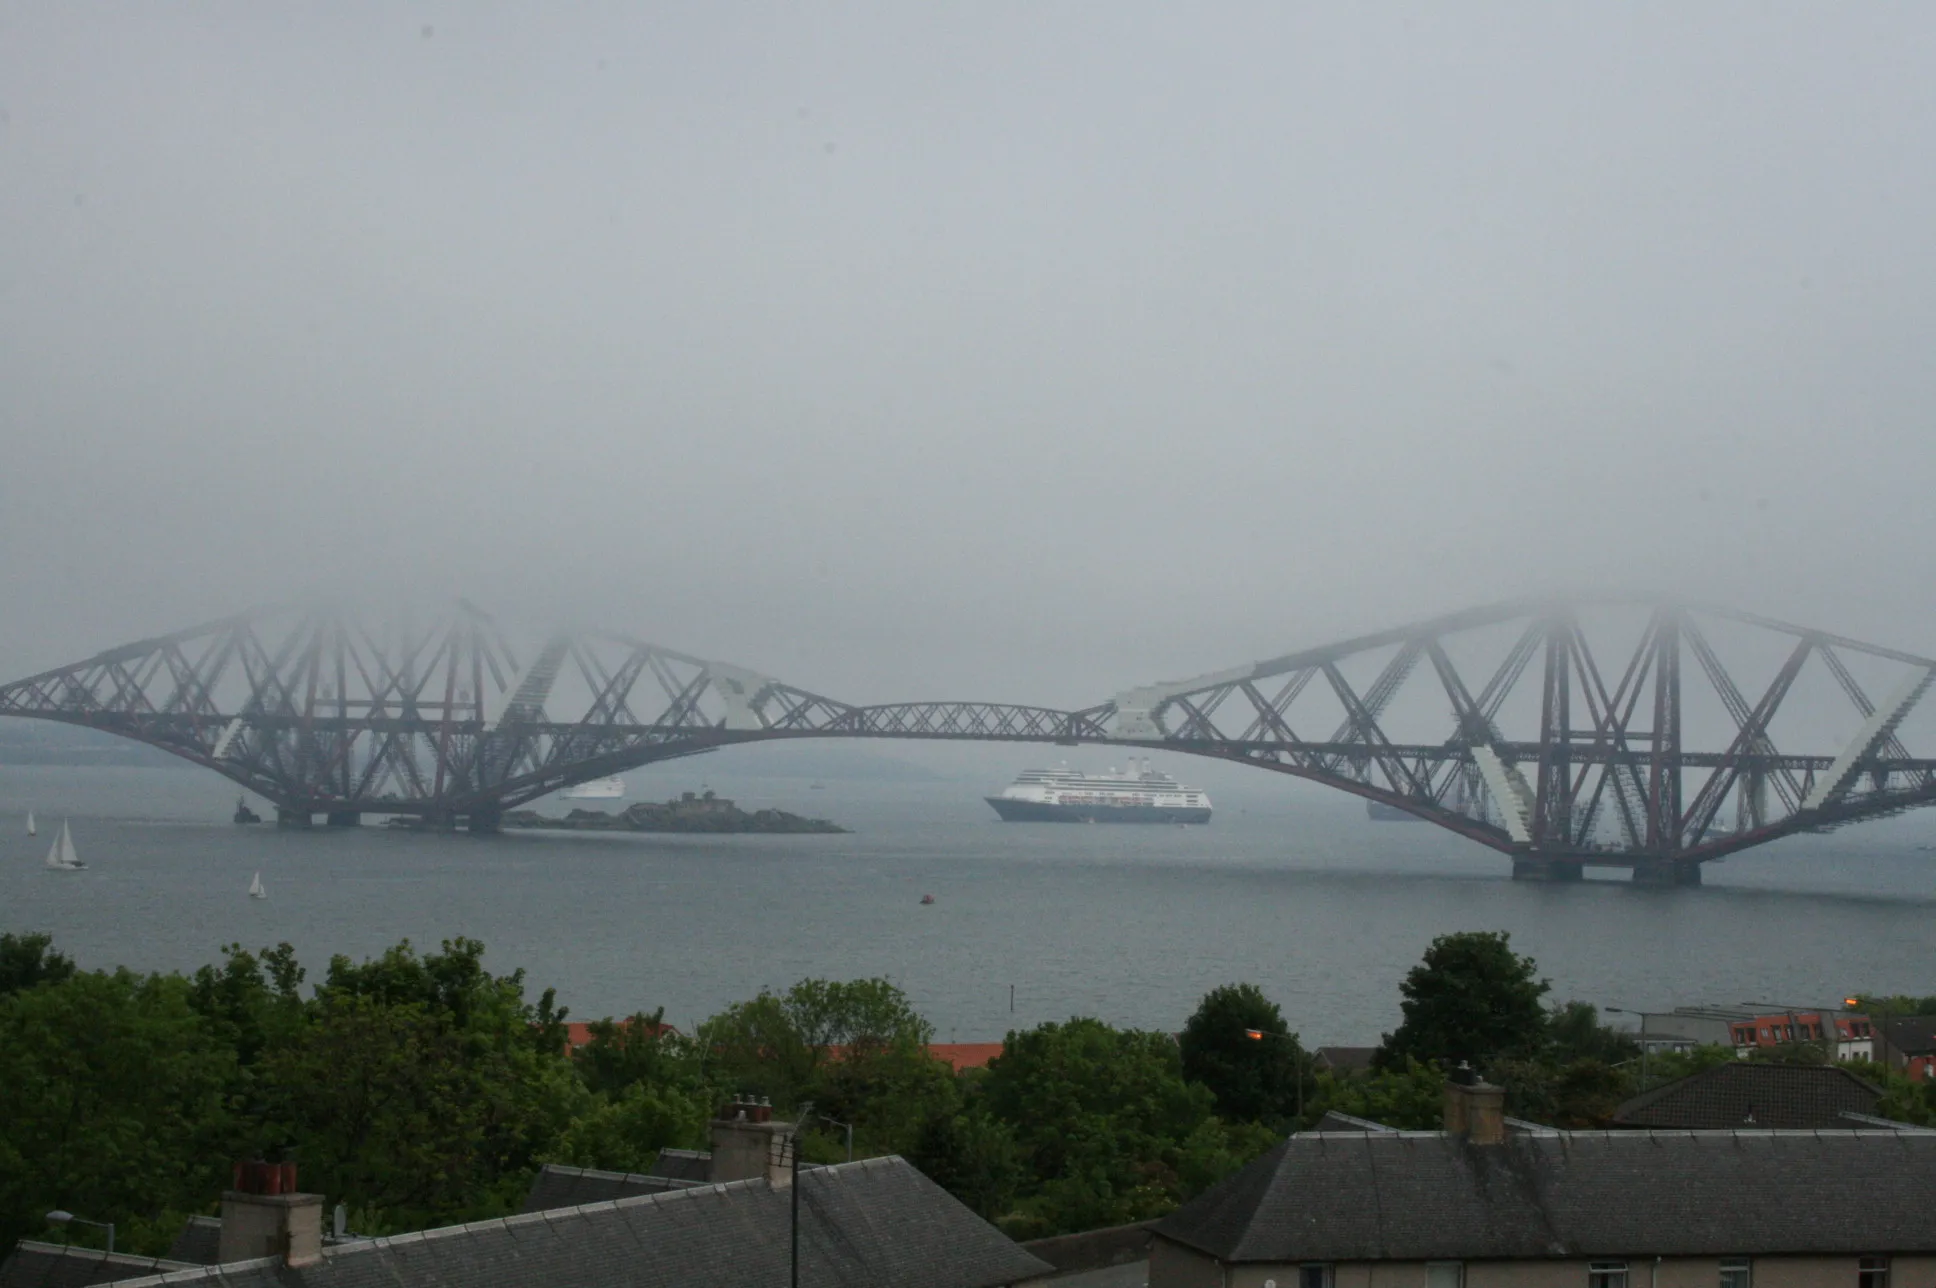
[[6, 599, 1936, 886]]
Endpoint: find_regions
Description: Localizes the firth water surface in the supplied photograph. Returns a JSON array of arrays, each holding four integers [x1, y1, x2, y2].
[[4, 756, 1935, 1045]]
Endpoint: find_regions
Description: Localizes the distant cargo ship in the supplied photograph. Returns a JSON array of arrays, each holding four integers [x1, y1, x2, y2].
[[985, 760, 1212, 824], [562, 776, 626, 800]]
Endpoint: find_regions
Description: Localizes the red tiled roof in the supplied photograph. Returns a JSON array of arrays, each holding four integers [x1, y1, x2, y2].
[[929, 1043, 1004, 1072], [565, 1019, 681, 1048]]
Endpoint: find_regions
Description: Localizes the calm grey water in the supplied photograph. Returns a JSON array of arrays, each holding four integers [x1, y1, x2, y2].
[[4, 758, 1935, 1045]]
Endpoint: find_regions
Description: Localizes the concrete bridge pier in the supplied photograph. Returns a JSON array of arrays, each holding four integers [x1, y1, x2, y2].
[[1631, 859, 1703, 887], [325, 811, 361, 828], [466, 810, 502, 835], [276, 809, 313, 829], [1511, 857, 1584, 882]]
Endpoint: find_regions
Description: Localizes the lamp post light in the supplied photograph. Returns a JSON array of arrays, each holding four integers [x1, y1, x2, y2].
[[1603, 1008, 1651, 1090], [45, 1211, 113, 1257], [1245, 1027, 1305, 1124]]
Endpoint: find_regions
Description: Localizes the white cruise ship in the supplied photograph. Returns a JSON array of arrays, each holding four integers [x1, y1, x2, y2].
[[985, 760, 1212, 824]]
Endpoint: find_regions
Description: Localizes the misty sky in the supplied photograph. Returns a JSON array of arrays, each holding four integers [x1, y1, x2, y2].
[[4, 4, 1935, 708]]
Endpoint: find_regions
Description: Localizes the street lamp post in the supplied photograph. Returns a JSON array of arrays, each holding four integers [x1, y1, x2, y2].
[[1604, 1008, 1651, 1090], [818, 1114, 854, 1163], [45, 1211, 113, 1256], [1245, 1027, 1305, 1124]]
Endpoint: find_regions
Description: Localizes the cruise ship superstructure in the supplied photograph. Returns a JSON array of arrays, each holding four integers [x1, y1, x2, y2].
[[985, 760, 1212, 824]]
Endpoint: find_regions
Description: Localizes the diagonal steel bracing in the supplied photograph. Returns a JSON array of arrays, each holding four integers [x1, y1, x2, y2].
[[5, 599, 1936, 869]]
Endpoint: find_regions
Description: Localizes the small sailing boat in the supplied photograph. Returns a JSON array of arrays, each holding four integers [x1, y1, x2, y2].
[[44, 821, 84, 870], [26, 811, 35, 837], [248, 871, 267, 900]]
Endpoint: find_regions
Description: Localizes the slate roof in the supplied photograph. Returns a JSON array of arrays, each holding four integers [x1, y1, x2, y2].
[[1310, 1111, 1395, 1132], [1313, 1047, 1378, 1074], [0, 1243, 194, 1288], [1883, 1015, 1936, 1056], [1611, 1061, 1881, 1129], [647, 1148, 712, 1183], [1154, 1128, 1936, 1263], [165, 1219, 223, 1266], [519, 1162, 695, 1213], [98, 1156, 1051, 1288]]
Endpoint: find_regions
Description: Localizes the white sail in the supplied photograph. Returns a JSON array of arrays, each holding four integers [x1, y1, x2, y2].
[[249, 871, 266, 899], [26, 811, 35, 837], [45, 821, 83, 870]]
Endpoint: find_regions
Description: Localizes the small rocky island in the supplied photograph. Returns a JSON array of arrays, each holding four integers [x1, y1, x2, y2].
[[503, 789, 847, 834]]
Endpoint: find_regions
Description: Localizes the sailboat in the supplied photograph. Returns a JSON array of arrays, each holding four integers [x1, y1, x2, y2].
[[26, 811, 35, 837], [248, 872, 267, 900], [44, 821, 84, 870]]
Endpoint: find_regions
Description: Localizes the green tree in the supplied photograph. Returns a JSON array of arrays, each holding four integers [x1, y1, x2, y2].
[[551, 1081, 711, 1173], [0, 969, 236, 1254], [1377, 931, 1549, 1070], [907, 1106, 1024, 1221], [1178, 983, 1311, 1126], [980, 1018, 1217, 1237], [1490, 1057, 1633, 1128], [259, 990, 582, 1229], [1546, 1001, 1640, 1066], [573, 1008, 704, 1099], [697, 976, 933, 1111], [1303, 1058, 1447, 1129], [0, 931, 77, 997]]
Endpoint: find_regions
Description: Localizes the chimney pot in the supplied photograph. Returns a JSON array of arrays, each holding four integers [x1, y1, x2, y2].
[[220, 1166, 323, 1268], [1442, 1074, 1507, 1146]]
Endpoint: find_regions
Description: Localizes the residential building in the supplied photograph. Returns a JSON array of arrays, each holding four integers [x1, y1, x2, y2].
[[1616, 1005, 1756, 1054], [1612, 1062, 1887, 1129], [1148, 1072, 1936, 1288], [5, 1102, 1051, 1288], [1729, 1009, 1875, 1060], [1879, 1015, 1936, 1081], [1313, 1046, 1378, 1075]]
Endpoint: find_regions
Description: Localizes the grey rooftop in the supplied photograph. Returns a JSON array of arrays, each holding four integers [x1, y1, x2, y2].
[[85, 1155, 1051, 1288], [0, 1243, 195, 1288], [1155, 1128, 1936, 1263]]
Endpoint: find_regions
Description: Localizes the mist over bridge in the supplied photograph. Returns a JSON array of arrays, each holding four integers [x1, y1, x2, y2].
[[6, 598, 1936, 886]]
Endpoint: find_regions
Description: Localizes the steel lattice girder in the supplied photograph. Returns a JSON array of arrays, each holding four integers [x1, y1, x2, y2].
[[5, 598, 1936, 863]]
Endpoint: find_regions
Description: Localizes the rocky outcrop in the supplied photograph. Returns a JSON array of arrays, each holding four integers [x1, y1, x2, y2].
[[502, 790, 846, 834]]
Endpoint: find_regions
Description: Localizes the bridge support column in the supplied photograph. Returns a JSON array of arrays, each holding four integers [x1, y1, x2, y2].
[[325, 811, 361, 828], [1631, 860, 1702, 887], [276, 809, 314, 829], [466, 810, 502, 835], [1511, 857, 1583, 882]]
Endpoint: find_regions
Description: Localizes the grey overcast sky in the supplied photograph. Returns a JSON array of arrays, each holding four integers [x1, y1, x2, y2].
[[2, 3, 1934, 705]]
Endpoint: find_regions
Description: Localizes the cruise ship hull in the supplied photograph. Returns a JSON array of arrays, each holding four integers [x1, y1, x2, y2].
[[985, 797, 1212, 824]]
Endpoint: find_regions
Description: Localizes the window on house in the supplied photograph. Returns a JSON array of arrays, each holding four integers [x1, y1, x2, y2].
[[1719, 1258, 1751, 1288], [1427, 1262, 1464, 1288], [1298, 1265, 1334, 1288], [1859, 1258, 1889, 1288], [1589, 1262, 1630, 1288]]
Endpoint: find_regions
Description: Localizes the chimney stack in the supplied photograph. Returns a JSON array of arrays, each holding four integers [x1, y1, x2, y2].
[[219, 1161, 324, 1267], [710, 1095, 797, 1186], [1442, 1065, 1507, 1146]]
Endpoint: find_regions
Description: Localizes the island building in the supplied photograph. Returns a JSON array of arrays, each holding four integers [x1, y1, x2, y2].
[[1148, 1069, 1936, 1288]]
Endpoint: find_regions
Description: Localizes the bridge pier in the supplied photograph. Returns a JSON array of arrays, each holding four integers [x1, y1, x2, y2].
[[276, 809, 313, 829], [1511, 857, 1584, 882], [1631, 860, 1703, 887], [325, 811, 361, 828], [466, 810, 502, 835]]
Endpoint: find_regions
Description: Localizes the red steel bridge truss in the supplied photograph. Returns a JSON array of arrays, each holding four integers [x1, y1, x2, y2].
[[4, 599, 1934, 883]]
